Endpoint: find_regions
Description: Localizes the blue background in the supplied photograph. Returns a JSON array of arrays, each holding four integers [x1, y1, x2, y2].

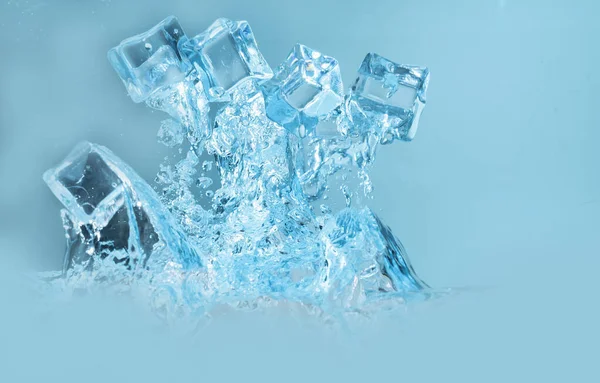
[[0, 0, 598, 381]]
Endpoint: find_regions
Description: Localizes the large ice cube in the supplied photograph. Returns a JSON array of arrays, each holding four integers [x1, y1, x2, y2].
[[45, 142, 202, 270], [178, 18, 273, 101], [349, 53, 429, 142], [264, 44, 344, 137], [108, 16, 190, 103]]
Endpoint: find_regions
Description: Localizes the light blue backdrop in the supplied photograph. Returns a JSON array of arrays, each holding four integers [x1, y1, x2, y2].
[[0, 0, 598, 382]]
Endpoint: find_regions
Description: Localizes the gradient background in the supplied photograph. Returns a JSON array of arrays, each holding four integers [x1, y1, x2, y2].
[[0, 0, 598, 381]]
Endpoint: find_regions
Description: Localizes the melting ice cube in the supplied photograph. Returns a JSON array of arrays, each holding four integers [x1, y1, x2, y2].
[[349, 53, 429, 142], [264, 44, 344, 137], [108, 16, 190, 103], [44, 142, 202, 271], [178, 18, 273, 101]]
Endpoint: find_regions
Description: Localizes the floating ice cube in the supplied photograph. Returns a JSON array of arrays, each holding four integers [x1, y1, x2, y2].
[[45, 142, 202, 271], [108, 16, 190, 103], [43, 142, 126, 227], [178, 18, 273, 101], [264, 44, 344, 137], [349, 53, 429, 142]]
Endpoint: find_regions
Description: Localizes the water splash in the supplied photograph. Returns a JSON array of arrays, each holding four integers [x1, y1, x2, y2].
[[40, 16, 434, 326]]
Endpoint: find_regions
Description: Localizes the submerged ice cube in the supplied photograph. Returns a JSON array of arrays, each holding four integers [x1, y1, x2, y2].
[[45, 142, 202, 271], [178, 18, 273, 101], [264, 44, 344, 137], [108, 16, 190, 103], [349, 53, 429, 142]]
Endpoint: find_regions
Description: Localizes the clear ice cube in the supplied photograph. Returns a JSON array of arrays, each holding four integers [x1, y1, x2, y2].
[[43, 142, 125, 227], [178, 18, 273, 101], [45, 142, 202, 271], [264, 44, 344, 137], [349, 53, 429, 142], [108, 16, 190, 103]]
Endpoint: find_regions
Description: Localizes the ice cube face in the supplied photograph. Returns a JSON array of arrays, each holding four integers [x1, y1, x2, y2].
[[349, 53, 429, 142], [108, 16, 190, 103], [178, 18, 273, 101], [44, 142, 125, 227], [264, 44, 344, 137]]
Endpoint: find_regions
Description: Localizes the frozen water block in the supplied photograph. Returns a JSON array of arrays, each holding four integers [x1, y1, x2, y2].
[[45, 142, 202, 270], [178, 18, 273, 101], [108, 16, 190, 103], [264, 44, 344, 137], [349, 53, 429, 142], [43, 142, 126, 227]]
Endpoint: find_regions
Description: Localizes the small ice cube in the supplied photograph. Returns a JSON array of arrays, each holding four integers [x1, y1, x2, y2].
[[349, 53, 429, 142], [263, 44, 344, 137]]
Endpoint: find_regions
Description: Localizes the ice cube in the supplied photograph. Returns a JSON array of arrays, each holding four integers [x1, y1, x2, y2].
[[264, 44, 344, 137], [108, 16, 190, 103], [45, 142, 202, 270], [178, 18, 273, 101], [348, 53, 429, 142], [43, 142, 125, 227]]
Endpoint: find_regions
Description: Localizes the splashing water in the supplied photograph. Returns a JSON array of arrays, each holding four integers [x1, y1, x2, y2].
[[40, 16, 434, 325]]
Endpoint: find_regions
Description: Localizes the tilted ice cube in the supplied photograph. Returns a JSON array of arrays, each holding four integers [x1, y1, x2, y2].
[[43, 142, 126, 227], [44, 142, 202, 270], [264, 44, 344, 137], [178, 18, 273, 101], [349, 53, 429, 142], [108, 16, 190, 103]]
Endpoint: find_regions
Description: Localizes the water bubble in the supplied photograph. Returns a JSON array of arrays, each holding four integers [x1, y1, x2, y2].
[[144, 42, 152, 51]]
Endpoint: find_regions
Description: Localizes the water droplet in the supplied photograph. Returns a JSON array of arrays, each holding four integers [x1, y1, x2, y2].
[[208, 87, 224, 98], [298, 125, 307, 138], [196, 177, 213, 189], [205, 190, 214, 198], [202, 160, 213, 172]]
